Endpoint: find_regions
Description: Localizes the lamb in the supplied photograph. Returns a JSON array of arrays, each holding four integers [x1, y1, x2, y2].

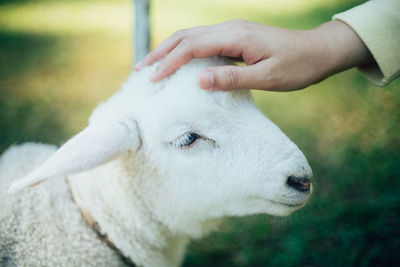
[[0, 57, 313, 267]]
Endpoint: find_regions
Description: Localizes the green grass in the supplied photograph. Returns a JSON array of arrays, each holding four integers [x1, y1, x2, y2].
[[1, 0, 399, 266]]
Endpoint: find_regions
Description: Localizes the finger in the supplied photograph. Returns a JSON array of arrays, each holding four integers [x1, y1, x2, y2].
[[150, 32, 241, 82], [135, 35, 182, 70], [136, 26, 213, 69], [198, 61, 273, 91]]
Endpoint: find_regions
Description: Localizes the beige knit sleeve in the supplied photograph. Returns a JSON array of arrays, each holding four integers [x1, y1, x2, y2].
[[333, 0, 400, 86]]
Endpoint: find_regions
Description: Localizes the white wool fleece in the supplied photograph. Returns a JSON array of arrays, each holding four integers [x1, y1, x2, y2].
[[0, 144, 125, 266]]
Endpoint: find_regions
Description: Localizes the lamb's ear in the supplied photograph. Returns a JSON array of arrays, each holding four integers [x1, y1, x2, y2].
[[7, 121, 140, 194]]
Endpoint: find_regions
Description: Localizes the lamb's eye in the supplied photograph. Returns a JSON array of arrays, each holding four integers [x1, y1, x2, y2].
[[173, 132, 200, 148]]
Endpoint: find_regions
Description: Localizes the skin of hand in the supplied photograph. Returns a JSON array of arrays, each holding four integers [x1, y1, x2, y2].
[[135, 19, 373, 91]]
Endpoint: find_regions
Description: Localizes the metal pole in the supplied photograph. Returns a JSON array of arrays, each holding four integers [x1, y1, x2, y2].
[[134, 0, 151, 64]]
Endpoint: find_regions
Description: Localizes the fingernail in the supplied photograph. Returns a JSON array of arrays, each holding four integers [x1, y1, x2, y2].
[[199, 71, 215, 90], [150, 72, 159, 83], [135, 60, 145, 70]]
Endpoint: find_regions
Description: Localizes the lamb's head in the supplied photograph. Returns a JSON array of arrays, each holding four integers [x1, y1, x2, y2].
[[8, 57, 312, 236]]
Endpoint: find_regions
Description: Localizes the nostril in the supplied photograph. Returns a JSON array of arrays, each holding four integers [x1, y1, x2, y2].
[[287, 176, 311, 192]]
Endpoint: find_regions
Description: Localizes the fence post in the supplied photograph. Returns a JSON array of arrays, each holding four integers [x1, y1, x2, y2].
[[134, 0, 151, 64]]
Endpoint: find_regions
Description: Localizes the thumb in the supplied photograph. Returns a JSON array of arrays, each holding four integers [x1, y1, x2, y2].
[[198, 63, 267, 91]]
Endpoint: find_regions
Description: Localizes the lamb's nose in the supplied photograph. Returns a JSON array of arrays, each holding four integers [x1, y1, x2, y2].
[[287, 176, 311, 193]]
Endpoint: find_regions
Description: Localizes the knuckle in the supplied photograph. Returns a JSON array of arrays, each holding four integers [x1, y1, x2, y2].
[[179, 38, 193, 54], [180, 37, 191, 47], [238, 29, 251, 41], [224, 67, 240, 89], [263, 64, 279, 89], [173, 29, 187, 39]]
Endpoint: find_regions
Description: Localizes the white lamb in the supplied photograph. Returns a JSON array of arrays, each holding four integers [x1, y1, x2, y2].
[[0, 57, 312, 267]]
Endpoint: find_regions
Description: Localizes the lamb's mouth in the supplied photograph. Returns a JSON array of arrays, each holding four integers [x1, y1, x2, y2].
[[273, 201, 304, 207], [248, 196, 310, 213], [267, 199, 307, 208]]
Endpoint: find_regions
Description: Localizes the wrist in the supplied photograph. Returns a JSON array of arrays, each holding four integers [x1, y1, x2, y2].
[[312, 20, 373, 78]]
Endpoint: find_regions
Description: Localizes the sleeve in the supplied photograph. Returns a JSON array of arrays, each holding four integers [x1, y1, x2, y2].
[[333, 0, 400, 86]]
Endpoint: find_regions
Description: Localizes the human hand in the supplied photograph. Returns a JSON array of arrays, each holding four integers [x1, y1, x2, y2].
[[136, 19, 373, 91]]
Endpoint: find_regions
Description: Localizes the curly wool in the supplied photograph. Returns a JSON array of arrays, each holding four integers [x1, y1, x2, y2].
[[0, 143, 125, 267]]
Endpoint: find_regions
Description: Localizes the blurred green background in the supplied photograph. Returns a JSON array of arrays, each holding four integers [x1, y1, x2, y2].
[[0, 0, 399, 266]]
